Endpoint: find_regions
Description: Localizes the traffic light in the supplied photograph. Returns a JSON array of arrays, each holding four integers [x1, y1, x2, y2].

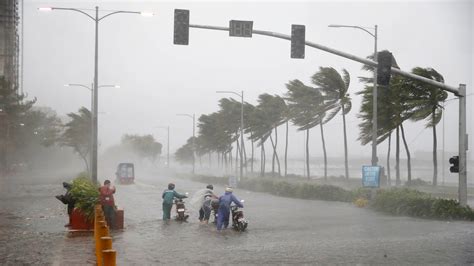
[[291, 24, 305, 59], [377, 51, 392, 86], [449, 156, 459, 173], [174, 9, 189, 45], [229, 20, 253, 37]]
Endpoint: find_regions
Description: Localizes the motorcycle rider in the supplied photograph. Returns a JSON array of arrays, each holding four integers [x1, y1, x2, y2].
[[199, 184, 217, 224], [162, 183, 187, 221], [217, 187, 243, 231]]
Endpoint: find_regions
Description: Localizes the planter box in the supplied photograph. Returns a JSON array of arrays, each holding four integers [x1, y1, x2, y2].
[[70, 208, 94, 230], [114, 208, 124, 230]]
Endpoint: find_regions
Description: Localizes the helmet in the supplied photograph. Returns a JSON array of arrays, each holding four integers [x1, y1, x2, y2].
[[168, 183, 175, 190], [206, 184, 213, 190]]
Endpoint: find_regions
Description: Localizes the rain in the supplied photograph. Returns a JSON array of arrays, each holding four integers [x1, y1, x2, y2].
[[1, 0, 473, 265]]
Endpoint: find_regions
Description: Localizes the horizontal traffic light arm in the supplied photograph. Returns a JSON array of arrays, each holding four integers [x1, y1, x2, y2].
[[188, 23, 462, 96]]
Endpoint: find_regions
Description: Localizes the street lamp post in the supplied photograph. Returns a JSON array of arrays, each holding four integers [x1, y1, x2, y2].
[[40, 6, 153, 183], [64, 83, 120, 177], [216, 90, 244, 180], [156, 126, 170, 168], [329, 24, 378, 167], [177, 114, 195, 174]]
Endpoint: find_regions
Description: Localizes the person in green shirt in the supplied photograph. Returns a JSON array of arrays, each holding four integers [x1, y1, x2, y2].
[[162, 183, 187, 221]]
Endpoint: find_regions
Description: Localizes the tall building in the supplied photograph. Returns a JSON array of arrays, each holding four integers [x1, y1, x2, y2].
[[0, 0, 20, 91]]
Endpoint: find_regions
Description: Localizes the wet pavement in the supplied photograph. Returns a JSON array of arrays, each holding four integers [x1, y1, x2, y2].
[[111, 173, 474, 265], [0, 172, 95, 266]]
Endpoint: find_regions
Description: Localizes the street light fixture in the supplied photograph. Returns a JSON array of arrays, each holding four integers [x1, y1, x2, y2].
[[156, 126, 170, 168], [40, 6, 152, 183], [177, 113, 195, 175], [328, 24, 378, 168], [216, 90, 244, 180]]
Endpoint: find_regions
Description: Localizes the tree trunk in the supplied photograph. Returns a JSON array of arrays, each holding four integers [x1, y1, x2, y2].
[[241, 133, 247, 175], [400, 124, 412, 185], [342, 105, 349, 179], [229, 148, 233, 172], [396, 126, 401, 186], [269, 128, 281, 177], [285, 121, 289, 177], [224, 152, 228, 173], [251, 138, 254, 175], [306, 129, 310, 180], [275, 127, 281, 177], [79, 152, 90, 177], [270, 133, 275, 177], [320, 122, 328, 180], [432, 109, 438, 186], [387, 132, 392, 186], [235, 139, 240, 175]]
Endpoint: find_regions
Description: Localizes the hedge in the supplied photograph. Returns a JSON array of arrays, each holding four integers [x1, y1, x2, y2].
[[189, 175, 474, 221], [371, 188, 474, 221]]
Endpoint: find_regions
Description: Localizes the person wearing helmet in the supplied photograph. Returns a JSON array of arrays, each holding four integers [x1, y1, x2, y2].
[[162, 183, 187, 221], [217, 186, 243, 231], [199, 184, 217, 224]]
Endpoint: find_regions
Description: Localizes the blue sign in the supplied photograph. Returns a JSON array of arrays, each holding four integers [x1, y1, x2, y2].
[[362, 166, 381, 188]]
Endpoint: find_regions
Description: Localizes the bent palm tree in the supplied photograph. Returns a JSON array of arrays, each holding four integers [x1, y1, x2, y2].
[[312, 67, 352, 179], [405, 67, 447, 186]]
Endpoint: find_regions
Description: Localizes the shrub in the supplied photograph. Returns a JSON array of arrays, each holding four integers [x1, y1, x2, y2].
[[70, 174, 99, 221], [371, 188, 474, 221], [354, 198, 369, 208], [407, 178, 430, 186]]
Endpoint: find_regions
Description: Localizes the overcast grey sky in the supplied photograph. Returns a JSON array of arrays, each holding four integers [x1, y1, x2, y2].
[[25, 0, 472, 162]]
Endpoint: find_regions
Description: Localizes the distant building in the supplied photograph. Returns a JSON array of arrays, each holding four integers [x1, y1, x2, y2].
[[0, 0, 20, 91]]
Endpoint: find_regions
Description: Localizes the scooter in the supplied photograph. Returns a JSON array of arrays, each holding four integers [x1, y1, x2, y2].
[[231, 200, 248, 232], [175, 193, 190, 222], [210, 199, 219, 224]]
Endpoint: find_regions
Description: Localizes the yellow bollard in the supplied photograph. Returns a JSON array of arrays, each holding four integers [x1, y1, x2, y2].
[[96, 222, 109, 264], [102, 249, 116, 266], [100, 236, 112, 251]]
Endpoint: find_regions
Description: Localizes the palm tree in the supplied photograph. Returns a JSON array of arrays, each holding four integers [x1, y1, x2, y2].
[[257, 94, 287, 177], [405, 67, 448, 186], [357, 52, 415, 186], [311, 67, 352, 179], [245, 104, 272, 177], [60, 107, 92, 173], [285, 79, 326, 179]]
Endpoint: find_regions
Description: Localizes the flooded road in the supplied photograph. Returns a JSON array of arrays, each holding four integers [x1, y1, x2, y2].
[[112, 174, 474, 265]]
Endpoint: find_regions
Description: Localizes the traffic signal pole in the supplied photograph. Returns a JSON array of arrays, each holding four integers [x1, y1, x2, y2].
[[186, 21, 468, 206], [459, 84, 467, 205]]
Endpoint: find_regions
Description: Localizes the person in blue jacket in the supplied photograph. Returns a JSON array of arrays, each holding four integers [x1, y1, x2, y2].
[[217, 187, 243, 231], [162, 183, 187, 221]]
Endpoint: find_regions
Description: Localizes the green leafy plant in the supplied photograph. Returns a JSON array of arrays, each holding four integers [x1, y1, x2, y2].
[[70, 173, 99, 221]]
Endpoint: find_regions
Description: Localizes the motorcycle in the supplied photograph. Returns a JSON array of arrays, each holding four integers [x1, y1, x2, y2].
[[175, 193, 189, 222], [231, 200, 248, 232], [210, 199, 219, 224]]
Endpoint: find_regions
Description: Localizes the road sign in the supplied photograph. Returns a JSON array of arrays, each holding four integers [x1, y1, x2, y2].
[[362, 165, 381, 188], [229, 20, 253, 37]]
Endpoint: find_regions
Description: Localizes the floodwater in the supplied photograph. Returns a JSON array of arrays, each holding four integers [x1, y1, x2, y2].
[[111, 174, 474, 265]]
